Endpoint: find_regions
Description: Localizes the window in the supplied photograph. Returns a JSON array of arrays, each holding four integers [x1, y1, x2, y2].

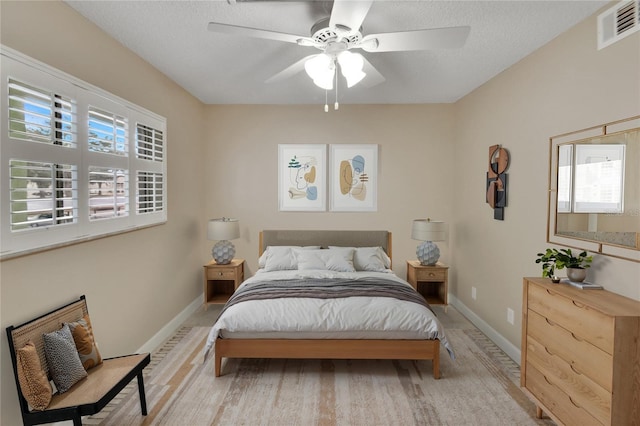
[[1, 47, 167, 258], [556, 143, 625, 214]]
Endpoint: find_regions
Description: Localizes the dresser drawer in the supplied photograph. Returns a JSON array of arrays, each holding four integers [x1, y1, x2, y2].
[[527, 309, 612, 392], [206, 268, 237, 280], [524, 363, 602, 426], [525, 333, 611, 424], [527, 282, 614, 354], [414, 268, 446, 281]]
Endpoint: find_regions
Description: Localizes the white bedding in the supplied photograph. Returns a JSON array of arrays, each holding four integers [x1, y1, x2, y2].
[[204, 269, 454, 359]]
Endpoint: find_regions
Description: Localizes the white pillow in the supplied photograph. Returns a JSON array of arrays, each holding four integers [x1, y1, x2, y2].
[[259, 246, 321, 271], [297, 248, 356, 272], [329, 246, 391, 272]]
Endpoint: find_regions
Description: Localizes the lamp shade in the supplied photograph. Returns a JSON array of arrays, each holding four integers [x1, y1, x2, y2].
[[411, 219, 447, 242], [207, 218, 239, 241]]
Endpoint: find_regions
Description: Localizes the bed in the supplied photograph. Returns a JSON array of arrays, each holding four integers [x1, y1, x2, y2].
[[204, 230, 453, 379]]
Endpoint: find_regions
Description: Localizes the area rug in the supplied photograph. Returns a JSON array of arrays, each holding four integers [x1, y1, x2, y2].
[[85, 327, 553, 426]]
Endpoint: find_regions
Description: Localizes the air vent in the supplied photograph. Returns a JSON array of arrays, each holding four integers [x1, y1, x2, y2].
[[598, 0, 639, 50]]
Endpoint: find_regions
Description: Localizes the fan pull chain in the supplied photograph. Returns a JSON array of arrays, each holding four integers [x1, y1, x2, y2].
[[334, 70, 339, 110], [324, 89, 328, 112]]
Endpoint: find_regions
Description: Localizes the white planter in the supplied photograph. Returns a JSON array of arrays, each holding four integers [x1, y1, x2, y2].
[[566, 267, 587, 282]]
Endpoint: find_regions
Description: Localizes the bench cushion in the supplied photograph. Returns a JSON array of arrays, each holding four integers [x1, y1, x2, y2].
[[17, 340, 52, 410]]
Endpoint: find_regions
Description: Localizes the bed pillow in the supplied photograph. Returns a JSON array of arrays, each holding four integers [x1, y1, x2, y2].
[[259, 246, 321, 271], [329, 246, 391, 272], [297, 248, 356, 272], [67, 315, 103, 371], [16, 340, 52, 410], [43, 324, 87, 393]]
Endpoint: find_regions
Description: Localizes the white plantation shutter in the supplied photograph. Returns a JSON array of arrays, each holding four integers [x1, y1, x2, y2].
[[137, 171, 164, 214], [8, 78, 76, 148], [88, 106, 128, 155], [1, 47, 166, 258], [136, 123, 163, 161]]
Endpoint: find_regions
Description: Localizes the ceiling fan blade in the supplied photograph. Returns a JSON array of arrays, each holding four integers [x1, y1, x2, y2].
[[329, 0, 373, 33], [360, 26, 470, 53], [265, 55, 318, 84], [359, 57, 385, 88], [207, 22, 313, 45]]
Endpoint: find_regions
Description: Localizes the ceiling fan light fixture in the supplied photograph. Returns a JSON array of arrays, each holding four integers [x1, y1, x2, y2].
[[305, 54, 335, 90], [337, 51, 366, 87]]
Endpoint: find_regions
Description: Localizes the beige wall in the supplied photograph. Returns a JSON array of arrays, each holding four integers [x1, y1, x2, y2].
[[1, 0, 639, 424], [453, 9, 640, 347], [1, 2, 206, 423], [204, 104, 456, 278]]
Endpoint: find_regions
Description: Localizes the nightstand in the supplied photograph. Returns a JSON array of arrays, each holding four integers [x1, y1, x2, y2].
[[203, 258, 244, 309], [406, 260, 449, 306]]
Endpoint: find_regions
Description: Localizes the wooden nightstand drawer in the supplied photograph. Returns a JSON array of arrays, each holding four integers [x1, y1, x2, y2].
[[414, 268, 446, 282], [207, 268, 236, 280]]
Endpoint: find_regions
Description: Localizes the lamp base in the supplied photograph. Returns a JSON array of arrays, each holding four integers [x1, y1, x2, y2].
[[416, 241, 440, 266], [212, 240, 235, 265]]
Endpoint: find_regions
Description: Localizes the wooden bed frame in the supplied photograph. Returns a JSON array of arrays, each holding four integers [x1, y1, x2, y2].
[[214, 230, 441, 379]]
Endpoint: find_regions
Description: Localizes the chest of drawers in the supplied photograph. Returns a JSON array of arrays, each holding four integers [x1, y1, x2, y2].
[[521, 277, 640, 425]]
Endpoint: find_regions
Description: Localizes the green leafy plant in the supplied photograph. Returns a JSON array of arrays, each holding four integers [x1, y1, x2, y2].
[[535, 248, 593, 278]]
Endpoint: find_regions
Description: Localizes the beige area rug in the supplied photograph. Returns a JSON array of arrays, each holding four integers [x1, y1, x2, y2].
[[85, 327, 554, 426]]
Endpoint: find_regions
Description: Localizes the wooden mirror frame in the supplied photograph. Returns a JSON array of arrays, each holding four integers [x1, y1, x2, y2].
[[547, 115, 640, 262]]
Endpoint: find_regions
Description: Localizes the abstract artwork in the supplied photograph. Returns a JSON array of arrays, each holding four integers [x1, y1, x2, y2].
[[330, 144, 378, 212], [278, 144, 326, 211], [486, 144, 510, 220]]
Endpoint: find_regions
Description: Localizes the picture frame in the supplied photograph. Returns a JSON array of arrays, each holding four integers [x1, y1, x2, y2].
[[278, 144, 327, 211], [330, 144, 378, 212]]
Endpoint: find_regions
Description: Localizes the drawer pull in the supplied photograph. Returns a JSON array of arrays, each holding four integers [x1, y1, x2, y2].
[[219, 272, 224, 276], [542, 375, 553, 386], [568, 396, 582, 409], [545, 318, 556, 327], [428, 273, 435, 277], [570, 364, 582, 375], [570, 332, 584, 342], [544, 346, 555, 356], [572, 300, 585, 308]]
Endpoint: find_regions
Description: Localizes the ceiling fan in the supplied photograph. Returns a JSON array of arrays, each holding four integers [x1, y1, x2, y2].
[[208, 0, 470, 93]]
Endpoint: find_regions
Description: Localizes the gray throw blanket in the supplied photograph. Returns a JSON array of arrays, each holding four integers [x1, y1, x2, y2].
[[218, 277, 433, 319]]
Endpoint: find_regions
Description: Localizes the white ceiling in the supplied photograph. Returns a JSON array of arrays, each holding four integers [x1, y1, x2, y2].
[[64, 0, 607, 105]]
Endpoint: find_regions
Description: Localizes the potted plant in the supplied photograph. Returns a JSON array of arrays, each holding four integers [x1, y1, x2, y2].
[[535, 248, 593, 283]]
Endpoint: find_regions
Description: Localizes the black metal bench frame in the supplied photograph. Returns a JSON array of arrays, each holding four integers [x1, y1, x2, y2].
[[6, 295, 150, 426]]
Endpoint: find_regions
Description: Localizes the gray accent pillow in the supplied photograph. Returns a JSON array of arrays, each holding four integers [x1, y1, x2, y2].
[[43, 324, 87, 393]]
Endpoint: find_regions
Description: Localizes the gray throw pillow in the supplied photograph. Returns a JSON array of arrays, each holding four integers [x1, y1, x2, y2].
[[43, 324, 87, 393]]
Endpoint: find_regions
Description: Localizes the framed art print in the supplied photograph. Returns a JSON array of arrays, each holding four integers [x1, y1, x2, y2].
[[278, 144, 326, 211], [330, 144, 378, 212]]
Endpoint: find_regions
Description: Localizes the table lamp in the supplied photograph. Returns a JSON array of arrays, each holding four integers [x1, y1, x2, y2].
[[412, 218, 447, 266], [207, 217, 239, 264]]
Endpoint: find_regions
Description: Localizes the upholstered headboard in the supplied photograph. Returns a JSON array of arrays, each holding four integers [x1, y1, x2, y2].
[[259, 230, 392, 261]]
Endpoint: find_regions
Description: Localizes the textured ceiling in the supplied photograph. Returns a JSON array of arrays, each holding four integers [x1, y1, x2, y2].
[[64, 0, 607, 105]]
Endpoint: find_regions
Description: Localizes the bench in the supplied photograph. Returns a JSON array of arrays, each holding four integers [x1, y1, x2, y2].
[[6, 295, 150, 426]]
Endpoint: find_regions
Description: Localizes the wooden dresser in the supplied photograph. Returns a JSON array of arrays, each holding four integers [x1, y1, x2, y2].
[[521, 277, 640, 426]]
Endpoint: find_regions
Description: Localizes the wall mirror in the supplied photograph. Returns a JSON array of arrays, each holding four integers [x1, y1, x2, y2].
[[548, 115, 640, 262]]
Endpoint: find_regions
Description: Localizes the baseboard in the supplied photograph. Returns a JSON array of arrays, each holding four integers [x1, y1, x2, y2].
[[449, 294, 521, 365], [135, 295, 202, 353]]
